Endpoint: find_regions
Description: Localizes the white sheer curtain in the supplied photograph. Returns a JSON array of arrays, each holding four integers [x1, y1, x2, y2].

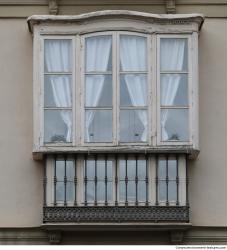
[[45, 40, 72, 142], [120, 35, 147, 142], [85, 36, 112, 142], [160, 39, 186, 141]]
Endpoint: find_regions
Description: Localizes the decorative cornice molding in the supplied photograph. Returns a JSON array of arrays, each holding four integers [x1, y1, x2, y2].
[[27, 10, 205, 33], [165, 0, 176, 14]]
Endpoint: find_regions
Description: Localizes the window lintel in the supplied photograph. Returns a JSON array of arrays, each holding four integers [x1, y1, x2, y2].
[[27, 10, 204, 33]]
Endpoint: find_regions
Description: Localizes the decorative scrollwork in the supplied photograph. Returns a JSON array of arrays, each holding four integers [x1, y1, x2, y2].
[[43, 206, 189, 223]]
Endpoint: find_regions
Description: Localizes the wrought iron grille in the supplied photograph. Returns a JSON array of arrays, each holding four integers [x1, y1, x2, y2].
[[43, 153, 189, 223]]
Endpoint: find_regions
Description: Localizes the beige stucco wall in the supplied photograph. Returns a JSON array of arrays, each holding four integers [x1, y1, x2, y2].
[[0, 16, 227, 228], [0, 20, 43, 227]]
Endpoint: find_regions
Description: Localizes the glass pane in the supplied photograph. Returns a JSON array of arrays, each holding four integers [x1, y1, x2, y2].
[[128, 181, 136, 201], [44, 110, 72, 143], [161, 74, 188, 106], [138, 181, 146, 201], [107, 182, 113, 202], [138, 158, 146, 179], [158, 157, 166, 179], [119, 181, 126, 201], [85, 35, 112, 72], [107, 160, 113, 180], [97, 160, 105, 180], [168, 158, 177, 179], [85, 110, 112, 142], [97, 181, 105, 201], [86, 159, 95, 180], [158, 181, 166, 201], [66, 160, 74, 181], [56, 182, 64, 201], [168, 181, 177, 201], [120, 110, 147, 142], [44, 39, 72, 73], [44, 75, 72, 108], [127, 159, 136, 180], [120, 74, 147, 106], [56, 160, 64, 181], [161, 109, 189, 141], [120, 35, 147, 71], [66, 182, 75, 201], [85, 75, 112, 107], [119, 159, 126, 180], [86, 181, 95, 202], [160, 38, 188, 72]]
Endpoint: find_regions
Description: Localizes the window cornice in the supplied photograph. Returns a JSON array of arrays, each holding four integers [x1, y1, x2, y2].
[[27, 10, 204, 33]]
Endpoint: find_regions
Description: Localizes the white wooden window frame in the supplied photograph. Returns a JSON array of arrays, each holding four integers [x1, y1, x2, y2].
[[156, 34, 193, 146], [32, 17, 199, 155], [81, 31, 152, 146]]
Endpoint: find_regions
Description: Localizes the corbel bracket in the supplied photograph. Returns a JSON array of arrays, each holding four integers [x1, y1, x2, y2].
[[48, 0, 58, 15], [165, 0, 176, 14]]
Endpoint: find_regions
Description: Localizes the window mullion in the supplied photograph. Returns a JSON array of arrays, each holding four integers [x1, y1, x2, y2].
[[113, 32, 118, 145]]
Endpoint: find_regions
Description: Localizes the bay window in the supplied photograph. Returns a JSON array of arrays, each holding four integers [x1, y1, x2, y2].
[[29, 11, 204, 224], [40, 33, 194, 148]]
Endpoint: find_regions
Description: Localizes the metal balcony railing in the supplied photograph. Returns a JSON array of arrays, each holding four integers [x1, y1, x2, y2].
[[43, 153, 189, 223]]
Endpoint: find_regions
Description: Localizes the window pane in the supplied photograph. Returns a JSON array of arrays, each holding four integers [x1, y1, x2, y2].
[[161, 74, 188, 106], [119, 182, 125, 202], [44, 110, 72, 143], [120, 35, 147, 71], [128, 181, 136, 201], [85, 35, 112, 72], [86, 159, 95, 180], [107, 160, 113, 180], [56, 160, 64, 181], [120, 110, 147, 142], [85, 75, 112, 107], [127, 159, 136, 180], [138, 158, 146, 179], [120, 74, 147, 106], [85, 110, 112, 142], [107, 182, 113, 202], [168, 158, 177, 179], [158, 181, 166, 201], [97, 181, 105, 201], [158, 157, 166, 179], [119, 159, 126, 180], [161, 109, 189, 141], [168, 181, 177, 201], [97, 160, 105, 180], [66, 160, 74, 181], [44, 39, 72, 73], [138, 181, 146, 201], [66, 182, 75, 201], [56, 182, 64, 201], [87, 182, 95, 202], [44, 75, 72, 108], [160, 38, 188, 72]]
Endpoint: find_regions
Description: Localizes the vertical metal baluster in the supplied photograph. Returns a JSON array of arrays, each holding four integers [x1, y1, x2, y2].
[[74, 155, 77, 206], [54, 155, 57, 206], [125, 154, 128, 206], [135, 154, 138, 206], [43, 155, 47, 207], [105, 155, 108, 206], [145, 154, 149, 206], [155, 155, 159, 206], [84, 155, 87, 206], [64, 155, 67, 206], [186, 154, 189, 207], [115, 154, 118, 206], [176, 154, 179, 206], [94, 155, 97, 206], [166, 154, 169, 206]]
